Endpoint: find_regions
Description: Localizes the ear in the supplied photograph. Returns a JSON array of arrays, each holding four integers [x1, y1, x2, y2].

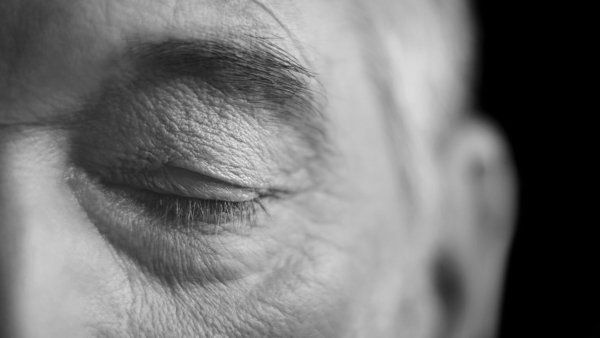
[[432, 117, 516, 338]]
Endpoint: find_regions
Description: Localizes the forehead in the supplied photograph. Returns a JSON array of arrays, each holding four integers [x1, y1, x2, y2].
[[1, 0, 354, 122], [7, 0, 310, 36], [2, 0, 354, 64]]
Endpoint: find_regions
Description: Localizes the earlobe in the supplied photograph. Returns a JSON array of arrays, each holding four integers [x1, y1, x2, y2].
[[434, 116, 516, 337]]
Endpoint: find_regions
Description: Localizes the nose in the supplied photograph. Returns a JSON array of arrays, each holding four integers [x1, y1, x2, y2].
[[0, 129, 89, 338], [0, 129, 79, 338], [0, 131, 19, 338], [0, 128, 140, 338]]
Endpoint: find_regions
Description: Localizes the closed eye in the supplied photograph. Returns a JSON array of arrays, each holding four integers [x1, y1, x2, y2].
[[69, 164, 273, 234], [104, 183, 267, 233], [67, 166, 274, 285]]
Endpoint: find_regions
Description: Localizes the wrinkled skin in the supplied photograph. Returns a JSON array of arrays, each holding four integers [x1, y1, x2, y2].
[[0, 1, 515, 337]]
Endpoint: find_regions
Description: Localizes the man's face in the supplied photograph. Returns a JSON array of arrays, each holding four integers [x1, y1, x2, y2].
[[0, 0, 513, 337]]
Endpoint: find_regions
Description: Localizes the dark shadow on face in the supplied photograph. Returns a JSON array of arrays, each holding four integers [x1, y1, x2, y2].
[[432, 250, 466, 338]]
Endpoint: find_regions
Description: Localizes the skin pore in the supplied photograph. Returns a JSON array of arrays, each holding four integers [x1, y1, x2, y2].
[[0, 0, 514, 337]]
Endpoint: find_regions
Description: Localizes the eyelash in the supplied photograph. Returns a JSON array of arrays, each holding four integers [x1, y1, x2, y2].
[[120, 187, 266, 230]]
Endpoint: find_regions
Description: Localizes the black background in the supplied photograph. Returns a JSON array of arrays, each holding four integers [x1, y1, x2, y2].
[[473, 2, 596, 337]]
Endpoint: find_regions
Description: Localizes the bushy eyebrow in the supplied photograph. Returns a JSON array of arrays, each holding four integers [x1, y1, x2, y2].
[[128, 37, 318, 110]]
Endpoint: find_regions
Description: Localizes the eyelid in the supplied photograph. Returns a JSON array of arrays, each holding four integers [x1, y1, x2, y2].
[[105, 165, 262, 202], [154, 165, 261, 201]]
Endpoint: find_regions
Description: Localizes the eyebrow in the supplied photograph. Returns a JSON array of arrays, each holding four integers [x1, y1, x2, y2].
[[128, 37, 318, 110]]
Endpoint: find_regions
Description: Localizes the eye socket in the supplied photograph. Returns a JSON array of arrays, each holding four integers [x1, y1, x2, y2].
[[66, 165, 274, 284]]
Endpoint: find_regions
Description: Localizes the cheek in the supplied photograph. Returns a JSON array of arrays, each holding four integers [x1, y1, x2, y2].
[[115, 191, 367, 336]]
